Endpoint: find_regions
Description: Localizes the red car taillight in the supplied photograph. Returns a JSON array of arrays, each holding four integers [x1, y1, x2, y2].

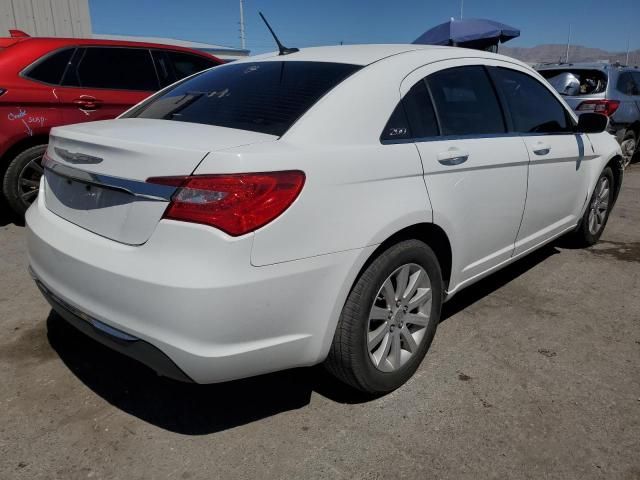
[[147, 171, 305, 236], [576, 99, 620, 117]]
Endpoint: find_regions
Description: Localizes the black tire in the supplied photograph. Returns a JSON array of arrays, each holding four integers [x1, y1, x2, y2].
[[571, 166, 615, 247], [325, 239, 443, 394], [621, 129, 636, 167], [2, 144, 47, 216]]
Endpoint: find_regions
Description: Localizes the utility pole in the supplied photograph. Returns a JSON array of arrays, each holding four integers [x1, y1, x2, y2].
[[565, 23, 571, 63], [626, 38, 630, 65], [239, 0, 246, 50], [460, 0, 464, 19]]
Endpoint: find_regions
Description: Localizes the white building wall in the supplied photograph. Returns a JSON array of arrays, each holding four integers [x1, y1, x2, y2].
[[0, 0, 91, 37]]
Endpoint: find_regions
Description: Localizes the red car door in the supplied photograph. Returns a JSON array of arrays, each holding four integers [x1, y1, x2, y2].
[[55, 46, 157, 125]]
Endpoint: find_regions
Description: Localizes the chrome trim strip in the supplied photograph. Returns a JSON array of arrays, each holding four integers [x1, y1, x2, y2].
[[43, 154, 177, 202]]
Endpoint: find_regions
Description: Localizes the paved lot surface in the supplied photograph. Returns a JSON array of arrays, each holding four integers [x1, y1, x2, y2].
[[1, 165, 639, 480]]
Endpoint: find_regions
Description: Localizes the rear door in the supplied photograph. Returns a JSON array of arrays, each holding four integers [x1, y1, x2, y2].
[[55, 46, 158, 125], [490, 66, 591, 254], [398, 62, 529, 287]]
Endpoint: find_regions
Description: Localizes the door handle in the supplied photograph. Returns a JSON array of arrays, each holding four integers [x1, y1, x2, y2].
[[532, 143, 551, 156], [73, 97, 102, 110], [437, 149, 469, 166]]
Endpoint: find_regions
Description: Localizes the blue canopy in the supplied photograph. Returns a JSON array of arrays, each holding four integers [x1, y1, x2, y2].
[[413, 18, 520, 48]]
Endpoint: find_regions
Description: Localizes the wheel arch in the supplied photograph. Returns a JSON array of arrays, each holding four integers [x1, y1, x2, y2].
[[606, 154, 624, 206], [360, 223, 453, 291]]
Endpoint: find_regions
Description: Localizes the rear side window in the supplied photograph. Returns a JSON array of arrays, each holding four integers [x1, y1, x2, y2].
[[24, 48, 74, 85], [381, 80, 438, 141], [617, 72, 639, 96], [539, 69, 607, 96], [132, 61, 361, 136], [63, 47, 159, 91], [167, 51, 217, 79], [427, 66, 506, 136], [493, 68, 571, 134]]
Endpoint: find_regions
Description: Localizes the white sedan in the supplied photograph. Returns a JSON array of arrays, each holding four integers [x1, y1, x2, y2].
[[26, 45, 623, 393]]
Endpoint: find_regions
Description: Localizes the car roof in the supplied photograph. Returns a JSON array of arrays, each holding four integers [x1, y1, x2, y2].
[[0, 35, 221, 61], [232, 43, 528, 67]]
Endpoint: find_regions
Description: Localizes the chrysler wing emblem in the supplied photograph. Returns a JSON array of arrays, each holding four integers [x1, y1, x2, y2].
[[54, 147, 103, 165]]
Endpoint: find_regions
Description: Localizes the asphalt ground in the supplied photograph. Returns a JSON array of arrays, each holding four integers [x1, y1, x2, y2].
[[1, 164, 638, 479]]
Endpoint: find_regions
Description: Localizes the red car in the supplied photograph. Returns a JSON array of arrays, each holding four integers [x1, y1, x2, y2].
[[0, 30, 222, 215]]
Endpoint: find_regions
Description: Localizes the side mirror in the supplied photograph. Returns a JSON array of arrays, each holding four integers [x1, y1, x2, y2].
[[577, 113, 608, 133]]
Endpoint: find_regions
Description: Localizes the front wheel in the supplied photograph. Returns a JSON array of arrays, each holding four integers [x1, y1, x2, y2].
[[325, 240, 443, 394], [620, 130, 636, 167], [571, 166, 614, 247], [2, 145, 47, 216]]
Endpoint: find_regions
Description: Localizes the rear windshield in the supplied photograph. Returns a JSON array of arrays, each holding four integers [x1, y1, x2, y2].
[[130, 61, 361, 136], [538, 69, 607, 96]]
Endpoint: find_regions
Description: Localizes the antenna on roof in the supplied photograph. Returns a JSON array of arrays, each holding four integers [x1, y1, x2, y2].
[[259, 12, 299, 56]]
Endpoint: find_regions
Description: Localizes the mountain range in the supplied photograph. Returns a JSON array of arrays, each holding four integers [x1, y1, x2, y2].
[[499, 44, 640, 65]]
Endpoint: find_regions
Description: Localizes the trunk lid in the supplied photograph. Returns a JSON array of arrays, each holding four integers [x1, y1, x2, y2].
[[44, 118, 276, 245]]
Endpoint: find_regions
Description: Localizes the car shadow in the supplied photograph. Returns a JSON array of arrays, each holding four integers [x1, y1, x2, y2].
[[46, 243, 560, 435], [0, 198, 23, 227]]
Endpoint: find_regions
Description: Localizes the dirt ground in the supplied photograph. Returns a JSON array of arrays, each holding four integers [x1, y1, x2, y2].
[[1, 165, 639, 480]]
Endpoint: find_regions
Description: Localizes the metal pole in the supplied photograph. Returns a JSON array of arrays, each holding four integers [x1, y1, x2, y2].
[[460, 0, 463, 19], [239, 0, 246, 50], [565, 23, 571, 63], [626, 39, 630, 65]]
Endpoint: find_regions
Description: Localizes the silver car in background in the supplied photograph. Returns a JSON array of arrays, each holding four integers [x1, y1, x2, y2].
[[537, 63, 640, 166]]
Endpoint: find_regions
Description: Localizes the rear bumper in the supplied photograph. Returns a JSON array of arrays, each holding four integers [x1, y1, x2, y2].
[[33, 269, 194, 382], [26, 192, 369, 383]]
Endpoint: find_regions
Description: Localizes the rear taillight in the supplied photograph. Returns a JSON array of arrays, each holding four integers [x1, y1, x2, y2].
[[576, 99, 620, 117], [147, 171, 305, 236]]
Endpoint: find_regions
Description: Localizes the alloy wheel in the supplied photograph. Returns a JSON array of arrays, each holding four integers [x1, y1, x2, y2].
[[17, 155, 44, 205], [367, 263, 432, 372], [588, 176, 610, 235]]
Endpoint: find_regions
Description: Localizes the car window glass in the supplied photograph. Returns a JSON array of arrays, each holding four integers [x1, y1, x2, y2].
[[132, 61, 361, 136], [633, 73, 640, 96], [381, 80, 438, 141], [25, 48, 74, 85], [493, 67, 571, 134], [167, 51, 216, 80], [64, 47, 158, 91], [617, 72, 639, 95], [427, 66, 505, 136], [152, 50, 175, 87]]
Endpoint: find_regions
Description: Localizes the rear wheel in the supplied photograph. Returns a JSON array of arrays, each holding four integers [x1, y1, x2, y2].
[[571, 166, 614, 247], [325, 240, 443, 394], [3, 145, 47, 216], [620, 130, 636, 167]]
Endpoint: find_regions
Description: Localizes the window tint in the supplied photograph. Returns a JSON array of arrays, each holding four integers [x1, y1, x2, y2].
[[493, 67, 571, 134], [64, 47, 158, 91], [25, 48, 74, 84], [132, 61, 361, 136], [617, 72, 639, 96], [167, 51, 217, 80], [381, 80, 438, 141], [634, 73, 640, 96], [427, 66, 505, 136], [152, 51, 174, 87]]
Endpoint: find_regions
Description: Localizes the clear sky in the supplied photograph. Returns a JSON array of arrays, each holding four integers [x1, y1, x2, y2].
[[89, 0, 639, 54]]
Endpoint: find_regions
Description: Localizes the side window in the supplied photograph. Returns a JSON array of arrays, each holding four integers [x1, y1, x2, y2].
[[24, 48, 75, 85], [381, 80, 438, 141], [427, 66, 505, 136], [166, 51, 216, 80], [63, 47, 159, 91], [152, 50, 175, 87], [617, 72, 639, 96], [492, 67, 571, 134]]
